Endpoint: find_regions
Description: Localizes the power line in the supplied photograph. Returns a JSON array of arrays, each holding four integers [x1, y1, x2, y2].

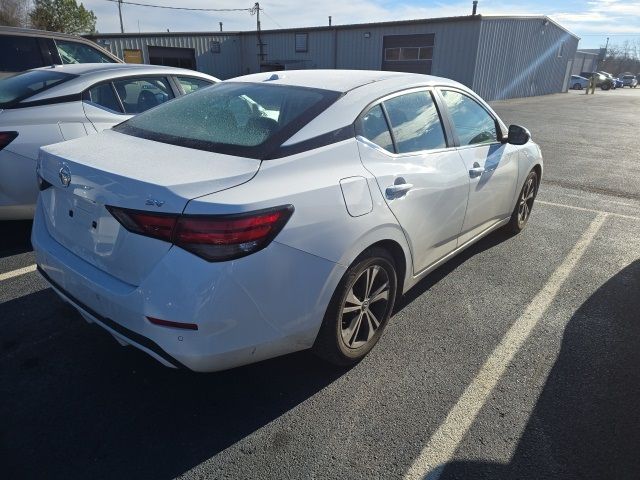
[[103, 0, 252, 12], [261, 9, 283, 29]]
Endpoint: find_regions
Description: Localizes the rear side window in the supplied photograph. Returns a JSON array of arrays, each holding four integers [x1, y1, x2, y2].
[[441, 90, 497, 146], [87, 83, 122, 113], [56, 39, 115, 64], [0, 36, 44, 72], [176, 76, 214, 94], [114, 82, 341, 159], [112, 77, 174, 114], [0, 70, 75, 108], [383, 91, 447, 153], [359, 104, 394, 152]]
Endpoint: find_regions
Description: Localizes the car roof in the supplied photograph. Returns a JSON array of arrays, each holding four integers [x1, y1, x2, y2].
[[229, 69, 462, 93], [21, 63, 219, 102]]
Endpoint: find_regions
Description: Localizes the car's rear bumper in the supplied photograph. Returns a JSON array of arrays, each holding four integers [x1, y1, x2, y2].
[[0, 149, 37, 220], [32, 198, 346, 372]]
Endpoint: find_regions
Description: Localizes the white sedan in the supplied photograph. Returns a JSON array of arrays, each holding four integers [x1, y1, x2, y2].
[[32, 70, 542, 372], [0, 63, 218, 220]]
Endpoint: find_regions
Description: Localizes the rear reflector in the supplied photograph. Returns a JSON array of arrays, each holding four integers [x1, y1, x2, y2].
[[147, 317, 198, 330], [0, 131, 18, 152], [107, 205, 294, 262]]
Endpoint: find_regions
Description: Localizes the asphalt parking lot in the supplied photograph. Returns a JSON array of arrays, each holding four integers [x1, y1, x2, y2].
[[1, 88, 639, 480]]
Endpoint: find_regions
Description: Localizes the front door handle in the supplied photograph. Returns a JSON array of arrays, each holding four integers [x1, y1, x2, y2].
[[385, 183, 413, 199], [469, 162, 485, 178]]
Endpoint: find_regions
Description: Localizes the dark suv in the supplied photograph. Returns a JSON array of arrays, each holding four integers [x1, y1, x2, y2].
[[580, 71, 615, 90], [0, 26, 121, 78]]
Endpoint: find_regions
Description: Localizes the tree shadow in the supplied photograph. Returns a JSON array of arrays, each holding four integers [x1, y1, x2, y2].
[[1, 289, 345, 480], [429, 259, 640, 479], [0, 220, 32, 258]]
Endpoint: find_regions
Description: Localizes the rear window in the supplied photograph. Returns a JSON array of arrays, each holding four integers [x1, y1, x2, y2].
[[114, 82, 341, 159], [0, 70, 75, 108]]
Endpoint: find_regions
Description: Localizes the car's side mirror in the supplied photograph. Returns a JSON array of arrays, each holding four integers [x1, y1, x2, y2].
[[507, 124, 531, 145]]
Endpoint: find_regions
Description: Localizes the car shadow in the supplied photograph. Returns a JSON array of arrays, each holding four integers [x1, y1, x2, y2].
[[1, 288, 346, 480], [0, 220, 33, 258], [396, 227, 513, 313], [424, 259, 640, 479]]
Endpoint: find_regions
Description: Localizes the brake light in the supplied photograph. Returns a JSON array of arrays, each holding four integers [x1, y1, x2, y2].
[[0, 131, 18, 152], [107, 205, 294, 262]]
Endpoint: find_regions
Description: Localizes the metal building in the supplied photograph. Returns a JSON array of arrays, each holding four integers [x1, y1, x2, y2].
[[87, 14, 579, 101]]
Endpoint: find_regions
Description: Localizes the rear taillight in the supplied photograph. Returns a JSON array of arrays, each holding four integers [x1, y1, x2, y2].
[[106, 205, 294, 262], [0, 131, 18, 152]]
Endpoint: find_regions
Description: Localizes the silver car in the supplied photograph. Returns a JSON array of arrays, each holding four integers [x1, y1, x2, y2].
[[0, 63, 218, 220], [621, 75, 638, 88], [570, 75, 589, 90]]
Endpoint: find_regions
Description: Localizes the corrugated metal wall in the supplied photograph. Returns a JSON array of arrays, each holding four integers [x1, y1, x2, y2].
[[239, 19, 481, 88], [92, 34, 243, 79], [90, 16, 579, 100], [473, 18, 579, 100]]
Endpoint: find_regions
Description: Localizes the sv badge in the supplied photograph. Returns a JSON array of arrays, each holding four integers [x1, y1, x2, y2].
[[145, 198, 165, 207]]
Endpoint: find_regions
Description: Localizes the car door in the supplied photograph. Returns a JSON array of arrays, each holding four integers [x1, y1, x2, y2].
[[356, 89, 470, 275], [438, 88, 519, 245], [82, 76, 175, 132]]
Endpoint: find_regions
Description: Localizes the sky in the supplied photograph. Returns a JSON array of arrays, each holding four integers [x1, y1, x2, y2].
[[82, 0, 640, 50]]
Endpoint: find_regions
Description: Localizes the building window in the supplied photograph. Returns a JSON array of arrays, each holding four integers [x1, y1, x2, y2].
[[210, 41, 221, 54], [558, 41, 564, 58], [384, 46, 433, 62], [295, 32, 308, 53]]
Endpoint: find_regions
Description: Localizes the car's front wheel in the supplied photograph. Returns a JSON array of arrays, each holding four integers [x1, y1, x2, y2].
[[506, 170, 538, 234], [573, 83, 582, 90], [313, 247, 397, 366]]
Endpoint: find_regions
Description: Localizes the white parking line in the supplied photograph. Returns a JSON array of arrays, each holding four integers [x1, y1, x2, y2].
[[0, 264, 37, 282], [537, 200, 640, 221], [404, 212, 608, 480]]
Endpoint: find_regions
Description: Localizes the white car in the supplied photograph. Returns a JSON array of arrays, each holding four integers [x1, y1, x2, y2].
[[0, 63, 218, 220], [32, 70, 543, 372]]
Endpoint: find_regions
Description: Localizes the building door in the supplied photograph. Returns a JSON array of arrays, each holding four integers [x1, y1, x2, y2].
[[147, 45, 196, 70], [381, 34, 434, 74]]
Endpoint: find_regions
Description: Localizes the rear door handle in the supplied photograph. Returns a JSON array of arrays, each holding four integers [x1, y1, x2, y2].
[[385, 183, 413, 199], [469, 162, 485, 178]]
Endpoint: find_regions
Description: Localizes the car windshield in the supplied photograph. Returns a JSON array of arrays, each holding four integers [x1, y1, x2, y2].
[[113, 82, 341, 159], [0, 70, 75, 108]]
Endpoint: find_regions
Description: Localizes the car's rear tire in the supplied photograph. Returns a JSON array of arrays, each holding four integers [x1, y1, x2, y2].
[[505, 170, 538, 234], [601, 83, 610, 91], [313, 247, 397, 366], [573, 83, 582, 90]]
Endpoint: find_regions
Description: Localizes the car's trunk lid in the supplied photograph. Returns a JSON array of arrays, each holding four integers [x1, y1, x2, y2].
[[38, 129, 260, 286]]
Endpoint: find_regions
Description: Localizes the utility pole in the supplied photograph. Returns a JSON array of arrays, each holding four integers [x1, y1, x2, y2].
[[118, 0, 124, 33], [252, 2, 265, 65]]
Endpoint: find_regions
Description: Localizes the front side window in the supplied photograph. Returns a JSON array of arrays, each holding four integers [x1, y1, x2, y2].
[[114, 82, 340, 158], [382, 91, 447, 153], [0, 70, 75, 108], [0, 36, 44, 72], [441, 90, 497, 146], [112, 77, 174, 114], [176, 76, 214, 95], [56, 39, 115, 64], [358, 104, 394, 152]]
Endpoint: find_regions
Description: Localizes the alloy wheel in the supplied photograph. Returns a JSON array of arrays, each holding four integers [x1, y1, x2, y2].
[[340, 265, 391, 349], [518, 175, 536, 228]]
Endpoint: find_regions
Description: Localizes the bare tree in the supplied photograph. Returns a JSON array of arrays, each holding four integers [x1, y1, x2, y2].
[[600, 40, 640, 75], [0, 0, 31, 27]]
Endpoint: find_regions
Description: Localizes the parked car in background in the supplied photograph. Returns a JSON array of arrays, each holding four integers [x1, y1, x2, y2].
[[597, 71, 618, 89], [0, 26, 121, 78], [620, 75, 638, 88], [32, 70, 543, 372], [570, 75, 589, 90], [580, 72, 614, 90], [0, 63, 218, 220]]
